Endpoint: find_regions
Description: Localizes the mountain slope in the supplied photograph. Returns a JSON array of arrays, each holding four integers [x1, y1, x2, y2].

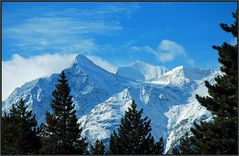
[[78, 81, 199, 150], [78, 68, 218, 153], [151, 66, 212, 86], [164, 69, 221, 153], [2, 55, 128, 123], [2, 54, 218, 153]]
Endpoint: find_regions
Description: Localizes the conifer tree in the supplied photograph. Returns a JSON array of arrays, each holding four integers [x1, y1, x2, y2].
[[190, 11, 238, 154], [41, 71, 87, 154], [172, 133, 195, 155], [154, 137, 165, 154], [109, 100, 164, 154], [1, 99, 41, 154], [172, 147, 180, 155], [90, 139, 105, 155]]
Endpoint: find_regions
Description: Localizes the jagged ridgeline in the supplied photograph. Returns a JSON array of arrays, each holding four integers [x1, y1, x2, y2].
[[2, 54, 219, 153]]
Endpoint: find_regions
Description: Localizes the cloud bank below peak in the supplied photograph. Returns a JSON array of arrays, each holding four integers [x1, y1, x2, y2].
[[2, 53, 117, 101]]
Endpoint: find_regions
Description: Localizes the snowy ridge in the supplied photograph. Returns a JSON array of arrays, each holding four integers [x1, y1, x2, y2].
[[3, 55, 127, 122], [2, 54, 220, 153], [151, 66, 212, 86], [78, 82, 198, 151], [116, 60, 167, 82], [164, 69, 221, 153], [79, 88, 133, 148]]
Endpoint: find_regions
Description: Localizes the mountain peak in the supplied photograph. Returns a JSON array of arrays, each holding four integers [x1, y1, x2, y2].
[[73, 54, 93, 66], [151, 65, 212, 86], [116, 61, 167, 82], [71, 54, 104, 72], [170, 65, 184, 73], [131, 60, 164, 69], [132, 60, 148, 66], [166, 66, 212, 80]]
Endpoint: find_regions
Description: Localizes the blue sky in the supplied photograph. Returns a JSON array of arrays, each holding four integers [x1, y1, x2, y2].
[[2, 2, 237, 100], [2, 2, 237, 69]]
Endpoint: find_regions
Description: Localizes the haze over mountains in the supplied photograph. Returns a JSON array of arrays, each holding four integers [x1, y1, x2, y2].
[[2, 54, 220, 153]]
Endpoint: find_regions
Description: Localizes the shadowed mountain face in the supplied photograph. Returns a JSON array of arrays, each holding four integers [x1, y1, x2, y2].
[[2, 54, 218, 153], [3, 55, 127, 122]]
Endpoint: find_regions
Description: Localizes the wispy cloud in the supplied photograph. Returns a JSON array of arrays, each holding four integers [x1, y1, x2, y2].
[[5, 17, 120, 53], [4, 3, 140, 55], [131, 39, 195, 66], [44, 3, 140, 20]]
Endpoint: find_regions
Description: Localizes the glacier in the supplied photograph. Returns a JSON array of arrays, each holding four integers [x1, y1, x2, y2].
[[2, 54, 219, 153]]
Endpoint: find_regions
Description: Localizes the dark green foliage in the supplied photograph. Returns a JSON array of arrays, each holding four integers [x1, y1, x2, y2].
[[40, 71, 87, 154], [172, 147, 180, 155], [191, 11, 238, 155], [90, 139, 105, 155], [109, 100, 164, 154], [178, 133, 194, 154], [154, 137, 165, 154], [220, 11, 237, 38], [1, 99, 41, 155], [172, 133, 195, 155]]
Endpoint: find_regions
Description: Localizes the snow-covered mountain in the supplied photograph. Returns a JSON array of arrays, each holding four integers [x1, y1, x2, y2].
[[2, 54, 219, 153], [164, 68, 221, 152], [150, 66, 212, 86], [116, 60, 168, 82], [3, 55, 128, 122]]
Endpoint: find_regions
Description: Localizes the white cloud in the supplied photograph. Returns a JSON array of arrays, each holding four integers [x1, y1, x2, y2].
[[2, 53, 77, 100], [2, 53, 120, 100], [130, 39, 194, 66], [157, 39, 185, 62]]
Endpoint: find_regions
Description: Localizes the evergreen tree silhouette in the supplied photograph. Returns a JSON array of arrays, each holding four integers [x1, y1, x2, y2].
[[90, 139, 105, 155], [1, 99, 41, 154], [41, 71, 87, 154], [191, 11, 238, 154], [172, 133, 195, 154], [109, 100, 164, 154]]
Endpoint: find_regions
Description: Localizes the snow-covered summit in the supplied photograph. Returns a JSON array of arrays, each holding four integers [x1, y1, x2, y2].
[[2, 54, 126, 122], [151, 66, 212, 86], [71, 54, 114, 75], [74, 54, 92, 65], [116, 60, 167, 82]]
